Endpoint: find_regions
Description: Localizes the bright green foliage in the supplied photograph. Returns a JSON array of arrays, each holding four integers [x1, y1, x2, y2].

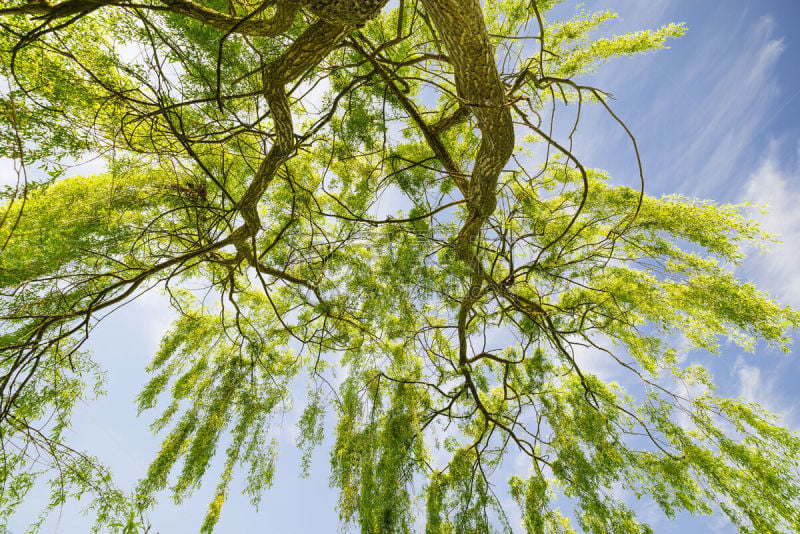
[[331, 379, 424, 533], [546, 11, 686, 77], [0, 1, 799, 533], [135, 292, 292, 530]]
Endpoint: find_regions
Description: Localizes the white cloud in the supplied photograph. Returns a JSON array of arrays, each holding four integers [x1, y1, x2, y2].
[[736, 358, 761, 402], [734, 355, 798, 431], [742, 142, 800, 307], [572, 338, 627, 383]]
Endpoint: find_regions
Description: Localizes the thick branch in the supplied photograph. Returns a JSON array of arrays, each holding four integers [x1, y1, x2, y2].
[[1, 0, 299, 36], [158, 0, 298, 36], [238, 20, 350, 232], [418, 0, 514, 260]]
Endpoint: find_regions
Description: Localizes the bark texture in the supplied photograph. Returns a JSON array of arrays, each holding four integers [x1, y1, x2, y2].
[[419, 0, 514, 260]]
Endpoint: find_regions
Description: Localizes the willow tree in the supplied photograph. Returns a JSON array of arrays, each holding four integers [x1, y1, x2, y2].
[[1, 0, 798, 532]]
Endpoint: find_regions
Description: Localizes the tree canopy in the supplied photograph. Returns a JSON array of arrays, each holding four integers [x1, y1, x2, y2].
[[1, 0, 799, 532]]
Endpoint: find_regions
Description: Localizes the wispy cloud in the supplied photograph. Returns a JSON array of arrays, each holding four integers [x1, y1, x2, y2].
[[647, 14, 784, 196], [574, 7, 787, 200], [679, 20, 782, 193]]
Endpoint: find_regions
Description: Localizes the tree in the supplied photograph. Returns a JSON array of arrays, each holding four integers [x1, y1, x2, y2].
[[0, 0, 798, 532]]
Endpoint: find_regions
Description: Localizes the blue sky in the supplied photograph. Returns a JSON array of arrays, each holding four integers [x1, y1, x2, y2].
[[4, 1, 800, 532]]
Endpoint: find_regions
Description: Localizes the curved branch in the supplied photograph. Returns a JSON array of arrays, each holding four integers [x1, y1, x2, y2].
[[419, 0, 514, 260]]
